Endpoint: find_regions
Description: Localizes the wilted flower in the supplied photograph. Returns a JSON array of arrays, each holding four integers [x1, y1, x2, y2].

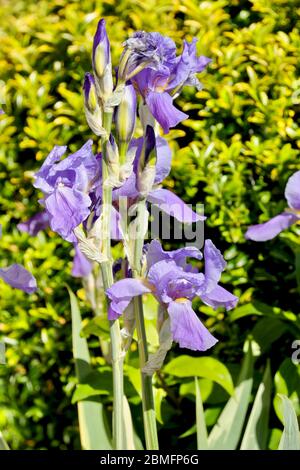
[[245, 170, 300, 241], [106, 239, 238, 351], [120, 31, 210, 133], [34, 140, 101, 242]]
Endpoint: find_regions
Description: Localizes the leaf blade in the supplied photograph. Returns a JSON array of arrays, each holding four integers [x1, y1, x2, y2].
[[164, 355, 234, 396], [240, 361, 272, 450], [208, 341, 254, 450], [68, 286, 112, 450], [278, 395, 300, 450], [195, 377, 208, 450]]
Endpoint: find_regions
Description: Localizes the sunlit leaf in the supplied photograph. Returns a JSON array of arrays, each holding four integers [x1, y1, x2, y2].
[[164, 355, 234, 396]]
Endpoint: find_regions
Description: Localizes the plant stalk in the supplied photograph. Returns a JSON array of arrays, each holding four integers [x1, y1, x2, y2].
[[132, 200, 159, 450], [101, 110, 125, 450]]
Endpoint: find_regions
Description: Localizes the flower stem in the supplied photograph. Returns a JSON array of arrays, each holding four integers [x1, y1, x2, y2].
[[132, 200, 159, 450], [101, 110, 125, 450], [119, 141, 128, 166]]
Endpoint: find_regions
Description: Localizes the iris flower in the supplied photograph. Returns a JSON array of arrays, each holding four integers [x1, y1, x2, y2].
[[34, 140, 101, 242], [245, 171, 300, 241], [107, 239, 238, 351], [121, 31, 211, 133]]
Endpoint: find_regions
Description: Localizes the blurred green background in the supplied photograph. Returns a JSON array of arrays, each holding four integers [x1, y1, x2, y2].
[[0, 0, 299, 450]]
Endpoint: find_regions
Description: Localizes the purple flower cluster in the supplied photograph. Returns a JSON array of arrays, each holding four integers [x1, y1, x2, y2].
[[20, 19, 238, 356], [107, 239, 237, 351]]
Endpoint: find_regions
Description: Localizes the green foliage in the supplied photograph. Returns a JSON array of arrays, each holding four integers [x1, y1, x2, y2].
[[68, 287, 112, 450], [278, 395, 300, 450], [0, 0, 299, 449]]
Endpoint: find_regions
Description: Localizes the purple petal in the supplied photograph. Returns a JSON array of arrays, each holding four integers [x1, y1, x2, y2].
[[111, 206, 123, 240], [83, 73, 96, 109], [285, 170, 300, 210], [203, 239, 226, 292], [34, 145, 67, 193], [168, 39, 211, 90], [146, 91, 188, 134], [245, 212, 298, 241], [106, 278, 151, 319], [167, 300, 218, 351], [123, 32, 176, 78], [147, 188, 204, 223], [145, 239, 202, 269], [45, 187, 91, 242], [154, 136, 172, 184], [17, 211, 50, 236], [55, 140, 99, 192], [147, 259, 204, 303], [201, 285, 238, 311], [72, 245, 93, 278], [112, 171, 138, 200], [0, 264, 37, 294], [147, 259, 183, 303]]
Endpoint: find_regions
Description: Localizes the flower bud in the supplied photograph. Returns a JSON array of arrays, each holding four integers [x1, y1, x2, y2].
[[83, 73, 98, 112], [137, 125, 157, 197], [115, 83, 137, 145], [83, 73, 105, 137], [92, 19, 113, 99]]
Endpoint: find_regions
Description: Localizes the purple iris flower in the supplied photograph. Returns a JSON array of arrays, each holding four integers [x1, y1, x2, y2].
[[245, 170, 300, 241], [0, 225, 37, 294], [112, 132, 203, 224], [106, 239, 238, 351], [122, 32, 211, 133], [34, 140, 101, 242]]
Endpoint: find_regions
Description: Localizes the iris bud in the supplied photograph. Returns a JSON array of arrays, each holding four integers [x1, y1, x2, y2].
[[115, 83, 137, 145], [92, 19, 113, 99], [83, 73, 98, 112], [83, 73, 105, 136], [137, 125, 157, 197]]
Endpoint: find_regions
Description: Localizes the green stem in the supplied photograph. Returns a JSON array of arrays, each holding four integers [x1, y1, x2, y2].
[[101, 110, 125, 450], [119, 141, 128, 166], [132, 200, 159, 450]]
